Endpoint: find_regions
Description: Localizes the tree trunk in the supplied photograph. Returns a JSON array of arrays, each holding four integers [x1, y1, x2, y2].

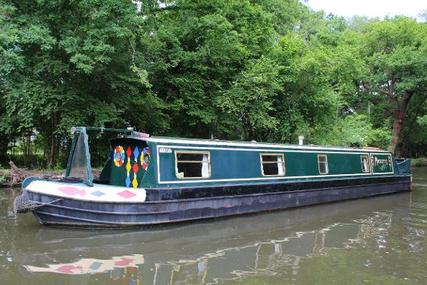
[[46, 114, 59, 168], [388, 92, 412, 154], [47, 135, 57, 168]]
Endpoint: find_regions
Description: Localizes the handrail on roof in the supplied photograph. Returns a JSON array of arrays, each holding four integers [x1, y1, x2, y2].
[[71, 127, 150, 139], [72, 126, 133, 135]]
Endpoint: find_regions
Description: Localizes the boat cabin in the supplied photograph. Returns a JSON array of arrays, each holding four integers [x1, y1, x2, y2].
[[66, 127, 396, 190]]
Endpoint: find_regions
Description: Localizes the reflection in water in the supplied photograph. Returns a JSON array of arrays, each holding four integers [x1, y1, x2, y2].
[[22, 222, 384, 284], [24, 254, 144, 275], [1, 168, 427, 285], [15, 194, 409, 284]]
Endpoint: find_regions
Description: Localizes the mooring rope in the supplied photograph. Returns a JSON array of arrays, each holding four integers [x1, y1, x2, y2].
[[13, 192, 62, 214]]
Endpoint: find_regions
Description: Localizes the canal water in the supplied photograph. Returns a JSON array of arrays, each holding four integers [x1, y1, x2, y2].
[[0, 168, 426, 285]]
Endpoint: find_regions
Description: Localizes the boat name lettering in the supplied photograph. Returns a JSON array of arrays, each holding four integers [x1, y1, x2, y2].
[[374, 157, 391, 166], [159, 147, 172, 153]]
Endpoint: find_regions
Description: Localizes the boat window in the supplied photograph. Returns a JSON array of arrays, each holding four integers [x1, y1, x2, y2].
[[318, 154, 329, 175], [261, 154, 285, 176], [361, 154, 370, 173], [175, 151, 210, 179]]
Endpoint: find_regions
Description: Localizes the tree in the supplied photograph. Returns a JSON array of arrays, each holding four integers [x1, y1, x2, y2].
[[216, 57, 281, 140], [1, 0, 162, 167], [2, 0, 427, 169], [141, 0, 281, 138], [399, 95, 427, 157], [269, 13, 366, 144], [358, 17, 427, 154], [0, 2, 23, 162]]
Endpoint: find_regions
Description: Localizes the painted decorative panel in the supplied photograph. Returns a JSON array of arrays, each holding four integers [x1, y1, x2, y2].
[[109, 138, 150, 188]]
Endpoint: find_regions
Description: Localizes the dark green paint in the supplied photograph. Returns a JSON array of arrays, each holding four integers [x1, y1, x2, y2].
[[113, 139, 395, 189], [77, 134, 395, 189]]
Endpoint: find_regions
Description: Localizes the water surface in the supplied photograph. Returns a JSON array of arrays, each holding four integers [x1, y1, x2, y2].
[[1, 167, 426, 285]]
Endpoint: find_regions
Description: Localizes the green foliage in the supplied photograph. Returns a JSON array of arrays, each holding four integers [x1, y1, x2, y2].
[[312, 114, 391, 149], [142, 0, 284, 138], [353, 17, 427, 153], [400, 98, 427, 157], [412, 157, 427, 167], [418, 115, 427, 127], [0, 176, 6, 184], [217, 57, 281, 140], [1, 0, 427, 168], [361, 18, 427, 97], [1, 0, 167, 166]]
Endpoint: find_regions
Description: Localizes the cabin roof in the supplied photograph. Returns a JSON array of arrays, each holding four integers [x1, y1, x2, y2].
[[73, 127, 388, 153], [127, 135, 389, 153]]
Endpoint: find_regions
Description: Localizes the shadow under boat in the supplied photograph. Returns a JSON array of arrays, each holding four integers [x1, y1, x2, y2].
[[13, 192, 411, 283]]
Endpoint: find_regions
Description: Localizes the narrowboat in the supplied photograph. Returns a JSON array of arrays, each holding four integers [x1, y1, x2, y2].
[[14, 127, 411, 226]]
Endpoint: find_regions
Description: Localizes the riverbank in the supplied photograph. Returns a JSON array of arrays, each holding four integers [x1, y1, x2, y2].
[[0, 165, 102, 187], [0, 168, 9, 185], [412, 157, 427, 167], [0, 166, 64, 187]]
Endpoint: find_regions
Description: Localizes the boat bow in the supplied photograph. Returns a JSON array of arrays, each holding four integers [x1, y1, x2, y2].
[[14, 177, 147, 214]]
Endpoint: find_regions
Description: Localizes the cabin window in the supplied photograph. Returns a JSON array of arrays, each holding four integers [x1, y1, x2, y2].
[[361, 155, 370, 173], [175, 151, 210, 179], [318, 154, 329, 175], [260, 154, 285, 176]]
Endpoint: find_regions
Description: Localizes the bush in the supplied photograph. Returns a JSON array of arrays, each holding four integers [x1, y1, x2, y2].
[[312, 114, 391, 149]]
